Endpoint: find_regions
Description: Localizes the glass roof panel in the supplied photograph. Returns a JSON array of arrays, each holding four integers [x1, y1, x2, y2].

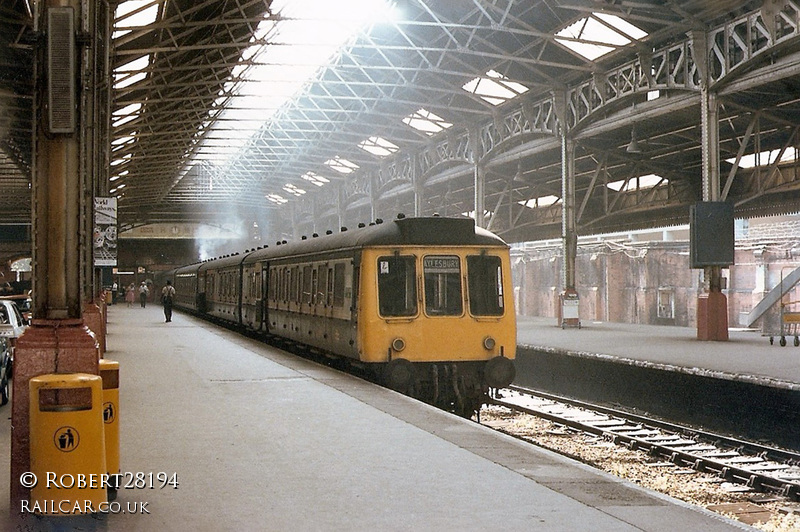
[[727, 148, 800, 169], [607, 174, 665, 192], [325, 156, 359, 174], [114, 1, 160, 39], [203, 0, 396, 164], [266, 193, 289, 205], [402, 108, 452, 135], [555, 13, 648, 61], [302, 172, 330, 187], [359, 136, 400, 157], [462, 70, 528, 106], [518, 195, 561, 209]]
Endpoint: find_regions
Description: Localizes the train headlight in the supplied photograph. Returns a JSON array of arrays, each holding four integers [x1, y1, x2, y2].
[[391, 337, 406, 352], [482, 336, 496, 350]]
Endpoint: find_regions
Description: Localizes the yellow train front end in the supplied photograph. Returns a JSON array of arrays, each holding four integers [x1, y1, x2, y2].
[[358, 245, 516, 415]]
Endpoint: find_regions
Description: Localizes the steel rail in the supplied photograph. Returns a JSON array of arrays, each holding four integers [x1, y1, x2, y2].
[[489, 386, 800, 501]]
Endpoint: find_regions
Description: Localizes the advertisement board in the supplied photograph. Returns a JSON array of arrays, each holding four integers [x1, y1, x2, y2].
[[93, 197, 117, 267]]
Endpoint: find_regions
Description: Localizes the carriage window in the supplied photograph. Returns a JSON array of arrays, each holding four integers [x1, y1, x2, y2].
[[302, 266, 313, 304], [316, 267, 326, 305], [423, 255, 462, 316], [333, 263, 346, 307], [467, 255, 504, 316], [377, 256, 416, 317], [292, 267, 300, 302], [326, 267, 334, 306], [269, 270, 277, 301]]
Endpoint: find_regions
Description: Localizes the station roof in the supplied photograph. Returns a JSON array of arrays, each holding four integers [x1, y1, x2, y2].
[[2, 0, 798, 243]]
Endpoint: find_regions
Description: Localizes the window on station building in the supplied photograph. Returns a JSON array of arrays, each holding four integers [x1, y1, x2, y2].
[[377, 256, 417, 317], [467, 255, 504, 316], [657, 287, 675, 320], [423, 255, 463, 316]]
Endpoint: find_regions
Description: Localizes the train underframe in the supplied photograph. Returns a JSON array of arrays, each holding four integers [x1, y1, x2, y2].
[[379, 360, 493, 418]]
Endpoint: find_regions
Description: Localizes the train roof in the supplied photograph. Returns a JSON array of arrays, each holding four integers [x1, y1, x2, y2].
[[242, 215, 507, 266]]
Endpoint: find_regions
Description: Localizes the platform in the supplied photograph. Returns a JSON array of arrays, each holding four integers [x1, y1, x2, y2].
[[517, 316, 800, 387], [0, 307, 750, 530], [515, 316, 800, 450]]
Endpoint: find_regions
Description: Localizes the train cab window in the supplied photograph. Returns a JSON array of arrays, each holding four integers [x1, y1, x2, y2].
[[377, 256, 417, 317], [423, 255, 463, 316], [467, 255, 504, 316]]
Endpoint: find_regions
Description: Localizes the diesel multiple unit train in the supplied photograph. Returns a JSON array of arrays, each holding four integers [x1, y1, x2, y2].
[[160, 215, 516, 416]]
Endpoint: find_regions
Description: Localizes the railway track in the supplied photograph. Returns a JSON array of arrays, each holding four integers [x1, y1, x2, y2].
[[487, 385, 800, 501]]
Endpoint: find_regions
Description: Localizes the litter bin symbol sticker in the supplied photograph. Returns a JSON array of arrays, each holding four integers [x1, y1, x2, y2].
[[54, 426, 80, 452], [103, 402, 115, 424]]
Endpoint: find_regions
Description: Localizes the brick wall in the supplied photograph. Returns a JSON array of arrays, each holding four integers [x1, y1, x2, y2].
[[512, 237, 800, 331]]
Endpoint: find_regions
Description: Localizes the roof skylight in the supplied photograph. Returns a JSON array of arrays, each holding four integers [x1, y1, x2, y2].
[[112, 103, 142, 127], [110, 170, 129, 183], [111, 153, 132, 167], [266, 193, 288, 205], [283, 183, 306, 196], [518, 195, 561, 209], [359, 136, 400, 157], [301, 171, 330, 187], [402, 108, 453, 135], [113, 55, 151, 90], [202, 0, 396, 165], [555, 13, 647, 61], [462, 70, 529, 106], [114, 0, 160, 40], [325, 156, 359, 174], [727, 148, 800, 169], [607, 174, 665, 192]]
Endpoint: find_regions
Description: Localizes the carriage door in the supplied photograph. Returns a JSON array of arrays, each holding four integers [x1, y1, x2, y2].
[[261, 263, 270, 332]]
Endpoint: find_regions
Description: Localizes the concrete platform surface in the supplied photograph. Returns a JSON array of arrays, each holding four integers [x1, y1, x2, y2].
[[0, 306, 751, 530], [517, 316, 800, 388]]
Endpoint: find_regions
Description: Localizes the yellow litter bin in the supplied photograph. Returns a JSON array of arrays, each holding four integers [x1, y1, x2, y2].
[[29, 373, 107, 514], [99, 359, 120, 490]]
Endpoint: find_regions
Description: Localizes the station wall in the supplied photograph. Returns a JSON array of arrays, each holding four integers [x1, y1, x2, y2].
[[511, 231, 800, 332]]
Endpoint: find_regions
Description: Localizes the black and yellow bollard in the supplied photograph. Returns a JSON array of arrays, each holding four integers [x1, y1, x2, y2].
[[99, 359, 120, 492], [29, 373, 107, 515]]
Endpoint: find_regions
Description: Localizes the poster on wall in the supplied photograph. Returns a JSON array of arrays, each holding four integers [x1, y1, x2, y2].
[[93, 197, 117, 266]]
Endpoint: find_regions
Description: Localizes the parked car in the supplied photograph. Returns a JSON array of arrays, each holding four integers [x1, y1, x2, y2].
[[0, 294, 32, 324], [0, 338, 9, 405], [0, 298, 27, 404]]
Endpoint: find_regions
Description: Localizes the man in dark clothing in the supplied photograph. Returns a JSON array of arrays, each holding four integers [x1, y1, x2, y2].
[[161, 280, 176, 322]]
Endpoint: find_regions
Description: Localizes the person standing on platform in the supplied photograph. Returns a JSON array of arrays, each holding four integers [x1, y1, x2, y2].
[[138, 281, 149, 308], [161, 280, 176, 323], [125, 284, 135, 307]]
